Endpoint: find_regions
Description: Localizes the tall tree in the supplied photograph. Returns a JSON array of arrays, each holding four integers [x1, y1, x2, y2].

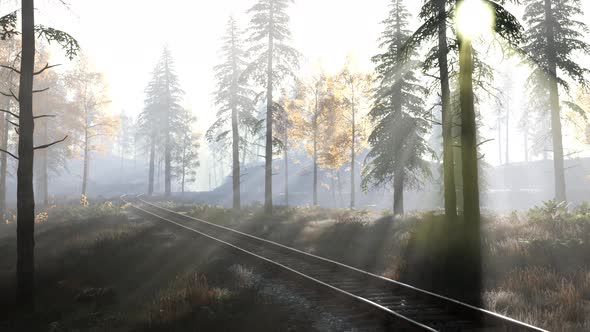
[[209, 16, 255, 211], [0, 5, 79, 308], [523, 0, 590, 202], [0, 37, 19, 219], [276, 86, 302, 206], [297, 71, 330, 206], [244, 0, 299, 214], [140, 47, 185, 196], [364, 0, 431, 216], [66, 57, 116, 197], [34, 47, 72, 206], [116, 110, 134, 174], [405, 0, 458, 219], [174, 109, 200, 194], [338, 58, 372, 210]]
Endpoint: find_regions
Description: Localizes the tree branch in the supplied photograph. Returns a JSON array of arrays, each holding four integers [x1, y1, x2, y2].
[[34, 135, 68, 150], [34, 63, 61, 76], [0, 89, 19, 102], [477, 138, 495, 147], [0, 148, 18, 160], [0, 64, 20, 74], [32, 87, 50, 94], [34, 114, 56, 120], [7, 120, 19, 127], [0, 109, 19, 118]]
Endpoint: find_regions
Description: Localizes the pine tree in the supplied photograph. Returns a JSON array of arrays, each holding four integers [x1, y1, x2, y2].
[[523, 0, 590, 202], [364, 0, 431, 216], [244, 0, 299, 214], [140, 46, 185, 196], [209, 17, 255, 211]]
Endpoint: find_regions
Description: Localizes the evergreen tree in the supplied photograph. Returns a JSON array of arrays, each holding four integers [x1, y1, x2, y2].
[[244, 0, 299, 214], [209, 16, 255, 211], [363, 0, 431, 216], [523, 0, 590, 202], [140, 46, 185, 196]]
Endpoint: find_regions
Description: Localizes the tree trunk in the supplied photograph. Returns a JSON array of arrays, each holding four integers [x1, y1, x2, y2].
[[458, 33, 482, 307], [438, 0, 457, 220], [264, 4, 274, 214], [505, 94, 510, 165], [544, 0, 566, 202], [164, 132, 171, 197], [498, 117, 502, 165], [82, 128, 89, 196], [313, 89, 318, 206], [337, 170, 343, 209], [41, 121, 48, 206], [393, 171, 404, 216], [181, 159, 186, 194], [284, 125, 289, 207], [524, 128, 529, 162], [231, 28, 241, 212], [148, 135, 155, 196], [164, 54, 172, 197], [0, 109, 9, 219], [16, 0, 36, 308], [350, 87, 356, 210]]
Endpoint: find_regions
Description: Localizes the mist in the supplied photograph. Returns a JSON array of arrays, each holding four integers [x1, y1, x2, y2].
[[1, 0, 589, 331]]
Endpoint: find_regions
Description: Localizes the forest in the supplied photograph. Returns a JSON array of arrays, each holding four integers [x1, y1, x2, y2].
[[0, 0, 589, 331]]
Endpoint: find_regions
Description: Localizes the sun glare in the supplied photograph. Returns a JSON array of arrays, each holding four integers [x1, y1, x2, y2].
[[456, 0, 496, 40]]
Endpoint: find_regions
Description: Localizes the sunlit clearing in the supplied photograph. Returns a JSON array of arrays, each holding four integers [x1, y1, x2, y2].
[[456, 0, 496, 40]]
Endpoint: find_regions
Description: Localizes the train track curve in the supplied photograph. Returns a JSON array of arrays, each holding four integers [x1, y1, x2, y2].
[[122, 194, 547, 332]]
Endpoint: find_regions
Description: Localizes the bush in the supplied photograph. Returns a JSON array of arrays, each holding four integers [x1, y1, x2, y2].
[[528, 200, 570, 223]]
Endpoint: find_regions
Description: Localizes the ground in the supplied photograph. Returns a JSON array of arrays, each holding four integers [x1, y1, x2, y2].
[[0, 200, 589, 331]]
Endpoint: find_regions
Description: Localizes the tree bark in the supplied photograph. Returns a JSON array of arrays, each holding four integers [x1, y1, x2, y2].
[[16, 0, 36, 308], [544, 0, 567, 202], [264, 3, 275, 214], [458, 32, 482, 307], [437, 0, 457, 220]]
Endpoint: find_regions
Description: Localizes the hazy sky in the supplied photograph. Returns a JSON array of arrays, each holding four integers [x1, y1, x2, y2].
[[2, 0, 589, 190]]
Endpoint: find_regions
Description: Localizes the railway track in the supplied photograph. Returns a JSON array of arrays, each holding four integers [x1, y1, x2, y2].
[[122, 195, 547, 332]]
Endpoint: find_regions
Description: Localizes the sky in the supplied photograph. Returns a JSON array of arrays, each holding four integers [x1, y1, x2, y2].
[[2, 0, 589, 191]]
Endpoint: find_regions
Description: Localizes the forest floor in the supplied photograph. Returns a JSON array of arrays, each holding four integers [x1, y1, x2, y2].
[[158, 199, 590, 332], [0, 200, 588, 331], [0, 203, 361, 332]]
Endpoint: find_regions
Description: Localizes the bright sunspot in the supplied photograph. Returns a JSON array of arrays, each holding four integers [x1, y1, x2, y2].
[[456, 0, 496, 39]]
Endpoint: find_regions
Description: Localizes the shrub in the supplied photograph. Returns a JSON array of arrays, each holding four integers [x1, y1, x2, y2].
[[528, 200, 570, 223]]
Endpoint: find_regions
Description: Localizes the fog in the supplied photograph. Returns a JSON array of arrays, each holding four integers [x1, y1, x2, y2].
[[1, 0, 590, 330]]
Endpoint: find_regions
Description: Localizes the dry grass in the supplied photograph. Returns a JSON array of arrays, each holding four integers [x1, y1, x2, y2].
[[173, 200, 590, 331]]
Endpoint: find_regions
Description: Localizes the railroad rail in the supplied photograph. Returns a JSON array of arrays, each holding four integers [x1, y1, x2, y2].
[[122, 194, 547, 332]]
